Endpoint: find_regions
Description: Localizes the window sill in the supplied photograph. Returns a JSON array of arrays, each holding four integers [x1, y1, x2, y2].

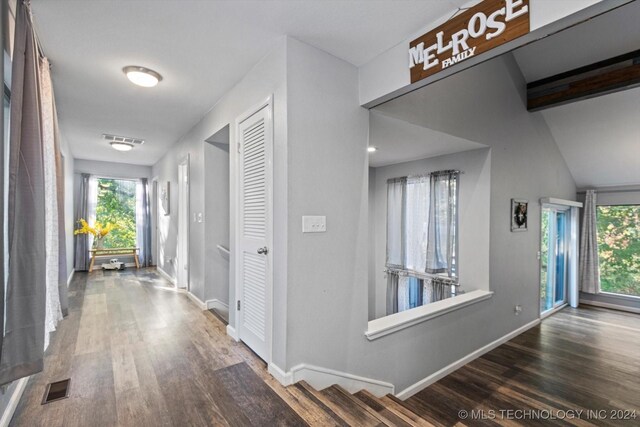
[[598, 291, 640, 301], [365, 290, 494, 341]]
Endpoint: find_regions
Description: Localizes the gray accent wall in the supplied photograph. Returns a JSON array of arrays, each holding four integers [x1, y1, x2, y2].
[[283, 48, 576, 392]]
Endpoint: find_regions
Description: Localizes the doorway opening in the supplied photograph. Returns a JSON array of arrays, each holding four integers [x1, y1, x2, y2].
[[540, 201, 580, 317]]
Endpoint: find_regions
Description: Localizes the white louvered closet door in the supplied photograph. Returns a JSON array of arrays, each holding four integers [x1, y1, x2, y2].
[[237, 101, 272, 361]]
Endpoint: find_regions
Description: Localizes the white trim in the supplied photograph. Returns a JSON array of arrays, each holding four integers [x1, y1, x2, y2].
[[395, 318, 540, 400], [206, 299, 229, 311], [185, 291, 207, 310], [268, 363, 293, 386], [287, 364, 394, 398], [66, 269, 75, 287], [226, 325, 240, 341], [156, 266, 176, 286], [599, 291, 640, 301], [0, 377, 29, 427], [579, 299, 640, 314], [539, 197, 583, 208], [365, 290, 493, 341]]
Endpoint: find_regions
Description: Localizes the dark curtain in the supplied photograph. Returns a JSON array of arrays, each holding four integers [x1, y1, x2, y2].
[[74, 173, 90, 271], [0, 2, 46, 385], [138, 178, 153, 267]]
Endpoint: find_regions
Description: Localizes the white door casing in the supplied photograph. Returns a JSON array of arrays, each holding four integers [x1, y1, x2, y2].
[[236, 96, 273, 362], [177, 157, 190, 290]]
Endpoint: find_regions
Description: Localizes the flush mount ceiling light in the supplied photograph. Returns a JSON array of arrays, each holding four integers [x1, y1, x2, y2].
[[110, 141, 134, 152], [367, 146, 377, 153], [123, 66, 163, 87]]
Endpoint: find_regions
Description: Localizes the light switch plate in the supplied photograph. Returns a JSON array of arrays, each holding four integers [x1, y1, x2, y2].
[[302, 215, 326, 233]]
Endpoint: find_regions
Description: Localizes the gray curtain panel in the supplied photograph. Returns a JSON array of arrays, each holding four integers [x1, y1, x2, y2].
[[74, 173, 91, 271], [426, 171, 458, 276], [385, 272, 399, 316], [579, 190, 600, 294], [139, 178, 153, 267], [0, 2, 46, 385]]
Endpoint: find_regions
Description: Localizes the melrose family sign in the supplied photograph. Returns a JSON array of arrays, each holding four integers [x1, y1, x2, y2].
[[409, 0, 530, 83]]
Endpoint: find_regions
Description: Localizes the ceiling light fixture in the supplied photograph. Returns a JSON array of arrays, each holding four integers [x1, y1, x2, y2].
[[110, 141, 134, 152], [123, 66, 163, 87], [367, 146, 377, 153]]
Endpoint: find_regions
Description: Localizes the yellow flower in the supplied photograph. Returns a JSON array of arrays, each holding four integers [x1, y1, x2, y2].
[[74, 218, 112, 238]]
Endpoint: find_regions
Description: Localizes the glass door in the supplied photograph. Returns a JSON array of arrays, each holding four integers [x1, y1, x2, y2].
[[540, 206, 570, 314]]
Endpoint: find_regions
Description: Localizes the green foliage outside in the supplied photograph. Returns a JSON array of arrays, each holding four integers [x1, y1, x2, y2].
[[95, 178, 137, 248], [539, 209, 549, 309], [597, 205, 640, 297]]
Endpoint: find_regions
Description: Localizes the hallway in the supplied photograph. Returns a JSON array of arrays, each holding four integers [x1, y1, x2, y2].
[[11, 270, 640, 426]]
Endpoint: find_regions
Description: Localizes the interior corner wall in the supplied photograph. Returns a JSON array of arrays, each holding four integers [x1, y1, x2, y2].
[[204, 137, 230, 305], [151, 38, 288, 368], [284, 38, 370, 372], [286, 46, 577, 392], [61, 141, 75, 280]]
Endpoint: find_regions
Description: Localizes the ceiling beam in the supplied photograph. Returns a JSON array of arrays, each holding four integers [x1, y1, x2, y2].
[[527, 49, 640, 111]]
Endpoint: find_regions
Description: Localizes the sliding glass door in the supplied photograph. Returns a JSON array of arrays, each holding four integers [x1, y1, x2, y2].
[[540, 206, 570, 314]]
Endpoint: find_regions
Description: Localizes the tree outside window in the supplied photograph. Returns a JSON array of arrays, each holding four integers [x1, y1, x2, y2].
[[596, 205, 640, 297], [95, 178, 137, 248]]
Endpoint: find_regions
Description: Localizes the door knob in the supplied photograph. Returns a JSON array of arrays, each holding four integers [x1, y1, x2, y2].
[[257, 246, 268, 255]]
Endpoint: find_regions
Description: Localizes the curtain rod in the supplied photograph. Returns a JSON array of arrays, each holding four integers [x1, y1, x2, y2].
[[577, 189, 640, 195]]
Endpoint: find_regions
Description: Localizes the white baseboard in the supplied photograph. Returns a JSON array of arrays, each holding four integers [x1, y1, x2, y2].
[[269, 363, 394, 398], [185, 291, 207, 310], [66, 269, 75, 287], [0, 377, 29, 427], [226, 325, 240, 341], [156, 266, 176, 286], [206, 299, 229, 311], [395, 318, 541, 400], [268, 363, 293, 386], [580, 299, 640, 314]]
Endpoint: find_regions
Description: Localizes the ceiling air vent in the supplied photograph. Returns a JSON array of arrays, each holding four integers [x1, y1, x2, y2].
[[102, 134, 145, 145]]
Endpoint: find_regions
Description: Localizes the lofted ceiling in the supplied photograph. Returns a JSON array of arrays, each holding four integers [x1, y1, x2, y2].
[[512, 1, 640, 188], [31, 0, 466, 165]]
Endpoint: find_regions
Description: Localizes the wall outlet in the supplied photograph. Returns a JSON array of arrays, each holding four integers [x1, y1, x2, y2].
[[302, 215, 327, 233], [514, 305, 522, 315]]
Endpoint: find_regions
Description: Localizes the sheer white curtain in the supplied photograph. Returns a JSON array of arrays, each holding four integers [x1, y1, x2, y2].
[[386, 178, 405, 268], [579, 190, 600, 293], [136, 178, 152, 266], [40, 57, 62, 350]]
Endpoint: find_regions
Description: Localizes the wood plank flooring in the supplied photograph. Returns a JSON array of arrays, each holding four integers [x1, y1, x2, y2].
[[10, 269, 640, 426]]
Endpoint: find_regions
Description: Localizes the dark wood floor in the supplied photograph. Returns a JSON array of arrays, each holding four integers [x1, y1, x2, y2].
[[11, 269, 640, 426]]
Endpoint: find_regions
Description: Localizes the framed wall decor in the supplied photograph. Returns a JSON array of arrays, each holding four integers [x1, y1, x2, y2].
[[161, 182, 170, 216], [511, 199, 528, 232]]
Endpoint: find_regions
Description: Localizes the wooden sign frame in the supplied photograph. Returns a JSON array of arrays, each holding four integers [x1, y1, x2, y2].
[[409, 0, 530, 84]]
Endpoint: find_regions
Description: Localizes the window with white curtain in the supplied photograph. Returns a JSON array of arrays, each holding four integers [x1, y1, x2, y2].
[[385, 170, 459, 315]]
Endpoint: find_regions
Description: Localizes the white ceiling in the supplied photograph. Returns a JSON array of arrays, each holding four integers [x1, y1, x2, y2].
[[368, 111, 486, 168], [512, 0, 640, 188], [31, 0, 465, 165]]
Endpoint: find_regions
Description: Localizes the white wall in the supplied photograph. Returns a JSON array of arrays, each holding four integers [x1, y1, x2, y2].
[[60, 139, 75, 279], [369, 148, 491, 319], [74, 159, 151, 180], [358, 0, 624, 107], [152, 38, 288, 368]]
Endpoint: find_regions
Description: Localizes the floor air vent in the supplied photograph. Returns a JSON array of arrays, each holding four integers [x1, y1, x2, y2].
[[42, 379, 71, 404]]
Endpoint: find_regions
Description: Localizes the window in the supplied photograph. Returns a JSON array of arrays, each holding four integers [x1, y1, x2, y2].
[[596, 205, 640, 297], [95, 178, 137, 248], [385, 170, 459, 314]]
